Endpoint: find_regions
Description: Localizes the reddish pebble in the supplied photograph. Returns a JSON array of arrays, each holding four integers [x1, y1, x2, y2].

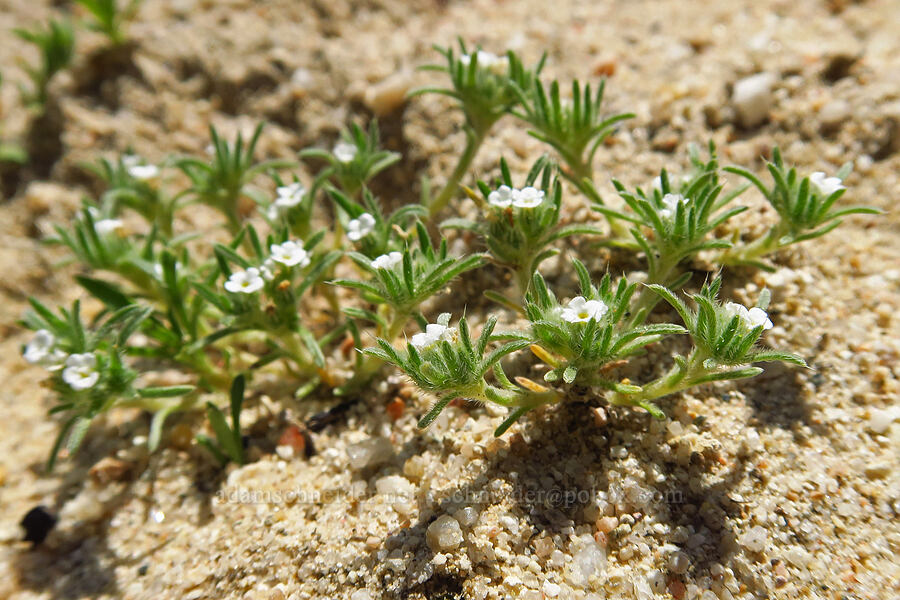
[[668, 579, 686, 600], [386, 397, 405, 420], [278, 425, 306, 455]]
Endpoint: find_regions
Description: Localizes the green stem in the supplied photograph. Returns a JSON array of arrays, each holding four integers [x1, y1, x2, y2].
[[278, 329, 317, 376], [428, 128, 486, 220], [566, 163, 631, 242], [627, 255, 680, 328], [611, 347, 708, 407], [717, 223, 785, 267]]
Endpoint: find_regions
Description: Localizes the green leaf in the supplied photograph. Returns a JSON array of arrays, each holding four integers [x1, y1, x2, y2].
[[205, 401, 242, 464], [494, 405, 532, 437], [418, 396, 453, 429], [298, 327, 325, 368], [75, 275, 132, 309], [689, 366, 763, 385], [138, 385, 195, 398], [148, 404, 180, 452]]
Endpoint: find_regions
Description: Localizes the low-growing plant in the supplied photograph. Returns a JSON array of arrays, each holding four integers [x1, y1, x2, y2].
[[21, 42, 881, 469], [411, 39, 545, 218], [445, 156, 602, 300], [176, 124, 293, 233], [14, 19, 75, 109], [718, 148, 881, 269]]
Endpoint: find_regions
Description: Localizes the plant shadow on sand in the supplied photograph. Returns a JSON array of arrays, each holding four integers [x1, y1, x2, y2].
[[357, 376, 806, 599], [8, 411, 244, 599]]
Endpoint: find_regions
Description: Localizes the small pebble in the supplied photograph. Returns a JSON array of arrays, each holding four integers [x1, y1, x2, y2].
[[364, 70, 412, 116], [346, 437, 393, 470], [739, 525, 767, 553], [732, 72, 776, 128], [426, 515, 463, 551], [542, 581, 561, 597]]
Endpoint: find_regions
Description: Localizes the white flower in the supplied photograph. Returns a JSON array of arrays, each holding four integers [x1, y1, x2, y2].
[[62, 353, 100, 391], [225, 268, 265, 294], [333, 141, 358, 163], [276, 182, 305, 206], [658, 193, 689, 220], [460, 50, 508, 75], [809, 172, 845, 197], [347, 213, 376, 241], [410, 323, 456, 350], [95, 218, 124, 236], [128, 164, 160, 180], [267, 183, 306, 220], [512, 186, 545, 208], [560, 296, 609, 323], [488, 185, 515, 208], [270, 240, 311, 268], [724, 302, 773, 330], [24, 329, 66, 370], [371, 251, 403, 270]]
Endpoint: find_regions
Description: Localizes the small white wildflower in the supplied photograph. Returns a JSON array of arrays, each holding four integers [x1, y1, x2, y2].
[[724, 302, 773, 330], [460, 50, 508, 75], [347, 213, 376, 241], [809, 172, 845, 197], [62, 353, 100, 391], [276, 182, 305, 205], [267, 182, 306, 220], [410, 323, 456, 350], [658, 193, 689, 220], [94, 218, 124, 236], [128, 164, 160, 180], [270, 240, 311, 268], [488, 185, 515, 208], [24, 329, 66, 370], [560, 296, 609, 323], [333, 141, 358, 163], [371, 251, 403, 270], [512, 187, 545, 209], [224, 268, 265, 294]]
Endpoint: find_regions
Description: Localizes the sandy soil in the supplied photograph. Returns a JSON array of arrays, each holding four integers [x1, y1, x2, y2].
[[0, 0, 898, 599]]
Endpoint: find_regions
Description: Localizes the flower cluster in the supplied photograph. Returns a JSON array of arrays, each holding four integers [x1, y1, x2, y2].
[[267, 182, 306, 220], [371, 251, 402, 270], [24, 330, 101, 391], [24, 329, 66, 371], [347, 213, 376, 241], [411, 321, 457, 350], [487, 185, 545, 209], [224, 239, 311, 294], [723, 302, 774, 331]]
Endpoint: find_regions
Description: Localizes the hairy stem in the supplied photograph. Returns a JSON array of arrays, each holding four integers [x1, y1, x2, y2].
[[428, 128, 486, 220], [717, 222, 786, 267]]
